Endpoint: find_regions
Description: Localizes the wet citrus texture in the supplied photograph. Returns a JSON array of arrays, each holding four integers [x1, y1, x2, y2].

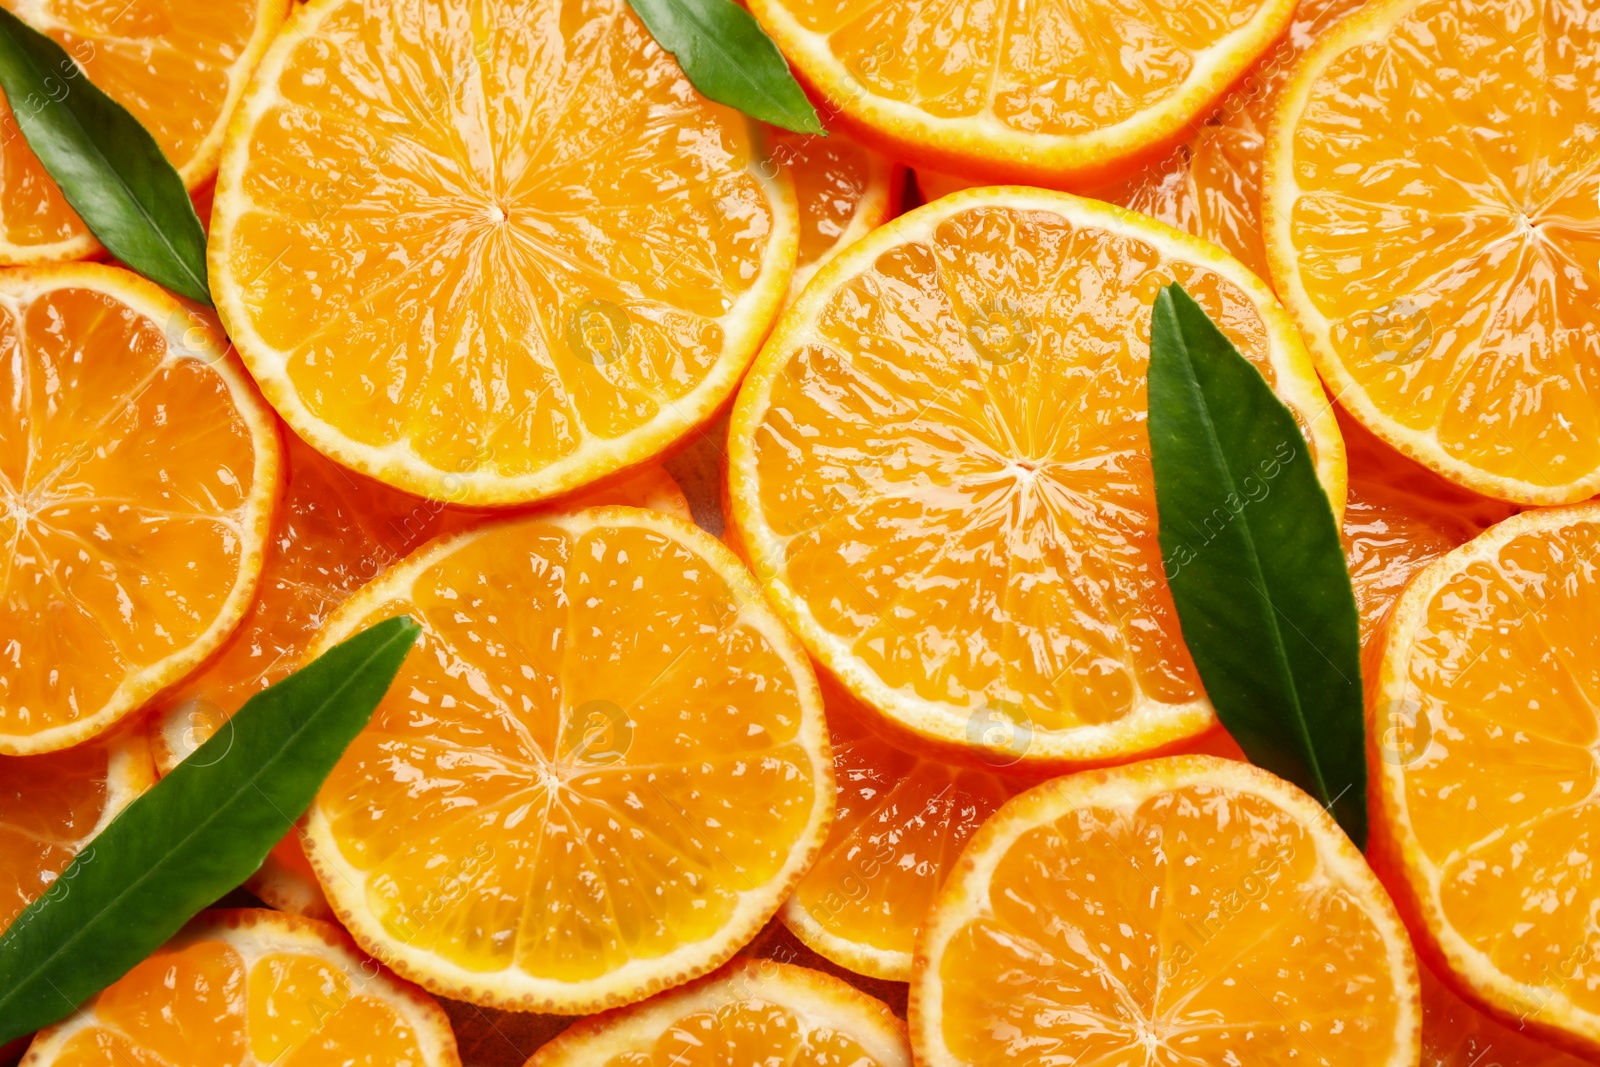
[[748, 0, 1296, 188], [1369, 503, 1600, 1058], [1265, 0, 1600, 504], [0, 264, 280, 755], [727, 187, 1343, 772], [300, 508, 835, 1013], [21, 909, 461, 1067], [1, 729, 155, 934], [209, 0, 798, 505], [773, 129, 899, 304], [1421, 963, 1589, 1067], [524, 958, 909, 1067], [910, 755, 1421, 1065], [0, 0, 287, 265]]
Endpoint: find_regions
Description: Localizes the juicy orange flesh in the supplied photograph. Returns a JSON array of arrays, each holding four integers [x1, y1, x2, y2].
[[773, 129, 878, 270], [1420, 962, 1587, 1067], [0, 0, 267, 252], [789, 684, 1018, 964], [0, 286, 260, 740], [316, 519, 821, 980], [1391, 518, 1600, 1015], [755, 204, 1312, 731], [1286, 0, 1600, 488], [0, 743, 113, 930], [54, 937, 429, 1067], [772, 0, 1276, 135], [937, 784, 1403, 1063], [225, 0, 777, 478], [597, 999, 891, 1066], [1343, 478, 1480, 648]]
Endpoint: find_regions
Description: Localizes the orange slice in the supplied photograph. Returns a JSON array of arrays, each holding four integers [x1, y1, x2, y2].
[[910, 754, 1421, 1065], [781, 675, 1027, 981], [1264, 0, 1600, 504], [1368, 503, 1600, 1057], [727, 187, 1344, 772], [1, 728, 155, 934], [525, 958, 909, 1066], [21, 909, 461, 1067], [209, 0, 798, 506], [749, 0, 1296, 188], [772, 129, 899, 304], [299, 507, 835, 1013], [1421, 962, 1589, 1067], [0, 0, 288, 265], [0, 264, 280, 755]]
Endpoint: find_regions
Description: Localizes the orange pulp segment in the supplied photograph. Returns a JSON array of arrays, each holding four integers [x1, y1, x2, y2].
[[1422, 962, 1589, 1067], [772, 129, 899, 303]]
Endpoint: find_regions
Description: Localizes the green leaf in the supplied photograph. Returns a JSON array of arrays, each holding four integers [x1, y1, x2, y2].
[[0, 8, 210, 303], [1147, 283, 1367, 847], [626, 0, 824, 135], [0, 616, 420, 1045]]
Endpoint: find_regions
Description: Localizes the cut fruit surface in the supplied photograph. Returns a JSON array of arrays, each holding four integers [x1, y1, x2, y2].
[[1265, 0, 1600, 504], [781, 676, 1027, 981], [727, 187, 1343, 772], [300, 507, 835, 1013], [0, 264, 281, 754], [1, 728, 155, 934], [773, 129, 899, 304], [1422, 962, 1588, 1067], [210, 0, 798, 506], [0, 0, 287, 265], [910, 754, 1421, 1066], [149, 434, 689, 918], [20, 909, 461, 1067], [1368, 503, 1600, 1057], [524, 958, 909, 1067], [749, 0, 1296, 187]]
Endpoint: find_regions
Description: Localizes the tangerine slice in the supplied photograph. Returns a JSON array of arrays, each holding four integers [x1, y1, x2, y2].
[[1369, 503, 1600, 1057], [1264, 0, 1600, 503], [0, 264, 280, 754], [300, 507, 835, 1013], [1421, 962, 1588, 1067], [910, 754, 1421, 1065], [210, 0, 798, 506], [523, 958, 909, 1067], [0, 0, 287, 264], [21, 909, 461, 1067], [772, 129, 899, 304], [727, 187, 1343, 772]]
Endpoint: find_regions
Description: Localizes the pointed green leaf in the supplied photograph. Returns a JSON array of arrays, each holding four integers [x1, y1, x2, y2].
[[1148, 283, 1367, 847], [0, 8, 210, 303], [0, 616, 421, 1045], [626, 0, 824, 135]]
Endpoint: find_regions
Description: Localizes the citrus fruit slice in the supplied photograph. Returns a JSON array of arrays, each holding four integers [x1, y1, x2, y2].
[[21, 909, 461, 1067], [1421, 962, 1589, 1067], [1265, 0, 1600, 504], [210, 0, 798, 507], [1, 728, 155, 934], [773, 129, 899, 304], [749, 0, 1296, 188], [0, 0, 287, 265], [727, 187, 1343, 772], [524, 958, 909, 1067], [148, 435, 690, 919], [1369, 502, 1600, 1057], [299, 507, 835, 1013], [910, 754, 1421, 1065], [782, 676, 1027, 981], [0, 264, 280, 755]]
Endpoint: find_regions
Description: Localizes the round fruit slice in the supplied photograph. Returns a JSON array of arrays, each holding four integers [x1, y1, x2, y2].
[[1, 728, 155, 934], [210, 0, 798, 507], [300, 507, 835, 1013], [525, 958, 909, 1066], [21, 909, 461, 1067], [1265, 0, 1600, 504], [0, 0, 287, 265], [1369, 503, 1600, 1057], [1421, 962, 1589, 1067], [727, 187, 1343, 772], [782, 676, 1026, 981], [773, 129, 899, 304], [0, 264, 280, 754], [749, 0, 1296, 188], [910, 755, 1421, 1066]]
